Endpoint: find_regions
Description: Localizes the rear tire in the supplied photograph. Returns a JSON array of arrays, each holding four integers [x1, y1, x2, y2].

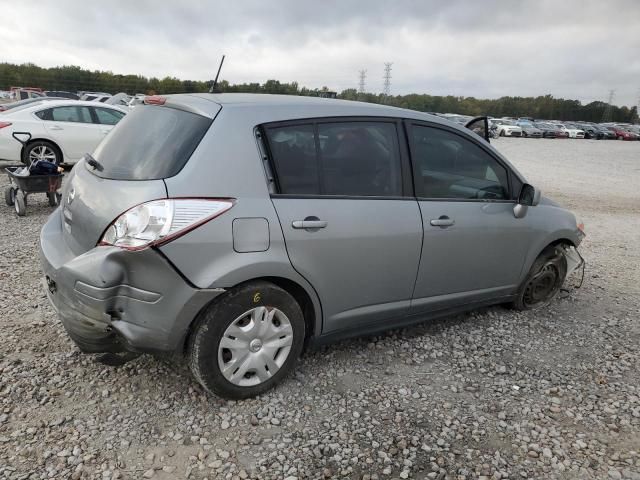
[[188, 281, 305, 399], [14, 190, 26, 216], [512, 246, 567, 311], [22, 140, 61, 166], [4, 186, 15, 206]]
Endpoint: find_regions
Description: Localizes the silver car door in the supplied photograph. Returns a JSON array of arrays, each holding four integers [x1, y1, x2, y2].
[[264, 119, 423, 334], [407, 122, 530, 314]]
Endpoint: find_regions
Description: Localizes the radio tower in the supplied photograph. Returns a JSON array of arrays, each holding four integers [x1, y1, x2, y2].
[[383, 62, 393, 97], [358, 69, 367, 95], [601, 89, 615, 123]]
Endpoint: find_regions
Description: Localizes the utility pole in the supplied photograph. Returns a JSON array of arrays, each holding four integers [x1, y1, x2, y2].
[[358, 69, 367, 95], [383, 62, 392, 98], [601, 89, 615, 123]]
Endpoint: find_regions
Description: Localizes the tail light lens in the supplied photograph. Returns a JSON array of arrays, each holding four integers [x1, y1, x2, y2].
[[0, 121, 12, 129], [144, 95, 166, 105], [99, 198, 234, 250]]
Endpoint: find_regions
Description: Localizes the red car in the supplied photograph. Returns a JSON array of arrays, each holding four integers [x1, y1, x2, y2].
[[607, 126, 638, 141]]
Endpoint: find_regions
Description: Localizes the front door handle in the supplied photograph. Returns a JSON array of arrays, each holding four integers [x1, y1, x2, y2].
[[430, 216, 455, 228], [292, 217, 327, 230], [49, 125, 63, 131]]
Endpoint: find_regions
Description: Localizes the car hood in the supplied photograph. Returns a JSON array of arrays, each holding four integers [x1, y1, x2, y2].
[[539, 195, 562, 208]]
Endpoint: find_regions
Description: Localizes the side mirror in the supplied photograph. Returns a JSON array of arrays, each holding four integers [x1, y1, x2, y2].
[[519, 183, 541, 206], [514, 184, 541, 218]]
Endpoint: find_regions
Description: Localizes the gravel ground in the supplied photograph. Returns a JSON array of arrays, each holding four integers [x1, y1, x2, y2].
[[1, 138, 639, 480]]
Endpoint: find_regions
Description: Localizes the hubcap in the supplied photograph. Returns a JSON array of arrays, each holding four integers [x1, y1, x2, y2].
[[29, 146, 57, 165], [218, 306, 294, 387], [249, 339, 263, 352]]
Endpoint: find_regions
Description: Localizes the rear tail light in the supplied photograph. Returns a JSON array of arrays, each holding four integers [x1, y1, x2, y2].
[[99, 198, 234, 250], [0, 121, 12, 128], [144, 95, 166, 105]]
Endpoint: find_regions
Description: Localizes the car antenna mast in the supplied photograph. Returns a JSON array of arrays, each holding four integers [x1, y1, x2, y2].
[[209, 55, 226, 93]]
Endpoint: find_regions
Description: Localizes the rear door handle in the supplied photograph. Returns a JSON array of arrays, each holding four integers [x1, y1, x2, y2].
[[292, 219, 327, 229], [430, 216, 455, 227]]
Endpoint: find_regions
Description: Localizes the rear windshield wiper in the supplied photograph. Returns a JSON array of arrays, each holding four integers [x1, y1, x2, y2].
[[85, 153, 104, 172]]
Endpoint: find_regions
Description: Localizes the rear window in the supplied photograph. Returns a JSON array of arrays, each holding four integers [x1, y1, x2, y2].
[[91, 105, 212, 180]]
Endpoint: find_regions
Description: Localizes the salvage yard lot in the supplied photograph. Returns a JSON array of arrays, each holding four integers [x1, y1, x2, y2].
[[1, 138, 639, 479]]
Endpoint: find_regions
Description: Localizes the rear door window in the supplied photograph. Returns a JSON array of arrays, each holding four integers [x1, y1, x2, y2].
[[264, 124, 319, 194], [91, 105, 212, 180], [46, 106, 93, 123], [264, 120, 403, 197], [318, 122, 402, 196]]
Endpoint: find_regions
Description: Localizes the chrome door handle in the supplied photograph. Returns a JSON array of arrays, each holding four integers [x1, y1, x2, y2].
[[49, 125, 63, 130], [430, 216, 455, 227], [292, 220, 327, 229]]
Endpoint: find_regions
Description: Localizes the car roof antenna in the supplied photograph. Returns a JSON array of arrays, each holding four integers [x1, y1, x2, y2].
[[209, 55, 226, 93]]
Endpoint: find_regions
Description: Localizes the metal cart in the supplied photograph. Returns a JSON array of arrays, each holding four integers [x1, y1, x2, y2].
[[4, 131, 63, 216]]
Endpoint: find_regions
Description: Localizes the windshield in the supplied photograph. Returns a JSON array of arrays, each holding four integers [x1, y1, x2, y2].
[[92, 105, 212, 180]]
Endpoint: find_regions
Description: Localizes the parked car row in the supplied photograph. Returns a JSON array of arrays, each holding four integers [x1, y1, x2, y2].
[[434, 113, 639, 141], [0, 88, 147, 110]]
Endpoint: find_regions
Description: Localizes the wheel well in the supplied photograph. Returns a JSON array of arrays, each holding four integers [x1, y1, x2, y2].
[[21, 139, 63, 163], [548, 238, 575, 249], [536, 238, 575, 259], [260, 276, 317, 347], [181, 276, 318, 355]]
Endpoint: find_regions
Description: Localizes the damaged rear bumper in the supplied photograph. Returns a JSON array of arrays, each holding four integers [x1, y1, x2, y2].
[[39, 210, 224, 354]]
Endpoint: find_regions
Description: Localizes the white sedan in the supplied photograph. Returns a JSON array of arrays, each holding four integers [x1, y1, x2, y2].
[[0, 100, 127, 165], [556, 124, 585, 139], [491, 119, 523, 137]]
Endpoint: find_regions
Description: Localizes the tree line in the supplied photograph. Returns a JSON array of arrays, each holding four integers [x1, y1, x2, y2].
[[1, 62, 637, 123]]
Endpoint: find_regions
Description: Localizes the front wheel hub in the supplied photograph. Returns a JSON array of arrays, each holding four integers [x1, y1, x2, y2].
[[523, 262, 562, 308]]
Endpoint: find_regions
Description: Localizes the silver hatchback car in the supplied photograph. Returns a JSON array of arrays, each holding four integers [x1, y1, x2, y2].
[[40, 94, 585, 399]]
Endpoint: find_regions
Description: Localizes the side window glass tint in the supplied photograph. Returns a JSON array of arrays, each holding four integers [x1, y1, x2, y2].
[[265, 124, 319, 194], [78, 107, 93, 123], [95, 108, 125, 125], [318, 122, 402, 196], [50, 106, 92, 123], [411, 125, 509, 200], [35, 108, 52, 120]]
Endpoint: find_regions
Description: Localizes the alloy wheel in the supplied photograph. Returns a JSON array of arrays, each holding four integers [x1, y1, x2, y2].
[[29, 145, 57, 165]]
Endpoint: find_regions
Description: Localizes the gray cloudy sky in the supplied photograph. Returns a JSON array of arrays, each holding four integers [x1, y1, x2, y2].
[[2, 0, 639, 106]]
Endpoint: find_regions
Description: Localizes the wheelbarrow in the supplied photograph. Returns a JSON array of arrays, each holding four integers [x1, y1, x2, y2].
[[4, 131, 64, 216], [4, 166, 63, 216]]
